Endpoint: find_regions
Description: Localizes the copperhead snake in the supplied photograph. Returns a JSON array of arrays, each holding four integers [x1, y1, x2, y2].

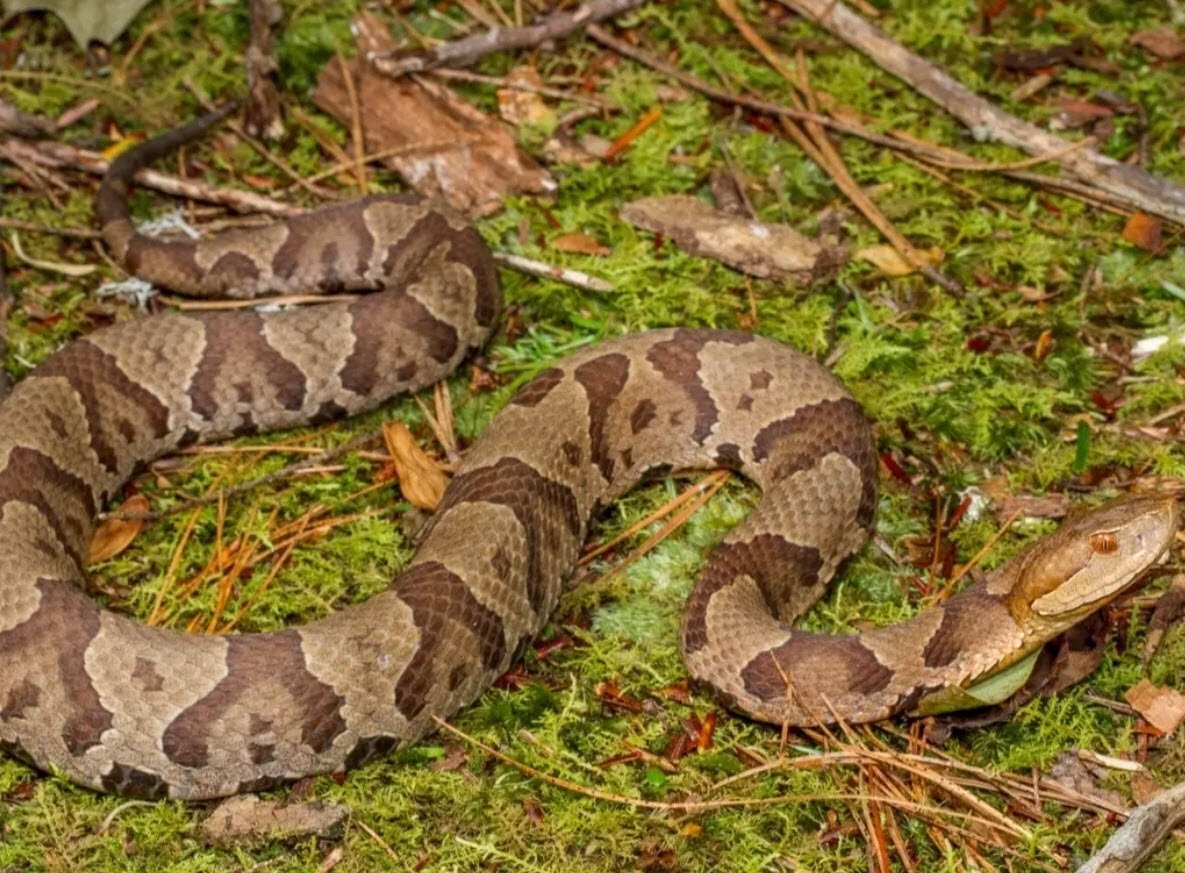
[[0, 109, 1176, 800]]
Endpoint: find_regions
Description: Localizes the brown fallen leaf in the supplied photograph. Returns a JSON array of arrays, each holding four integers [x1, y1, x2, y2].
[[88, 494, 150, 564], [551, 232, 611, 256], [314, 12, 553, 217], [855, 243, 943, 278], [1131, 26, 1185, 61], [199, 795, 349, 847], [382, 421, 448, 511], [620, 195, 844, 283], [1122, 212, 1165, 253], [1125, 678, 1185, 735]]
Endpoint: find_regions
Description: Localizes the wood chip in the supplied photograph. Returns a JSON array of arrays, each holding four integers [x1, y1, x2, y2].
[[314, 12, 553, 217], [382, 421, 448, 511], [199, 795, 349, 847], [1124, 679, 1185, 735], [620, 195, 844, 283], [88, 494, 150, 564]]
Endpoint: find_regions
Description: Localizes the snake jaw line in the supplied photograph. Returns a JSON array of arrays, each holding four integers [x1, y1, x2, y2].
[[1012, 493, 1178, 622]]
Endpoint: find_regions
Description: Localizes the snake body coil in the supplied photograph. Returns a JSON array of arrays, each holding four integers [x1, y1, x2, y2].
[[0, 112, 1175, 799]]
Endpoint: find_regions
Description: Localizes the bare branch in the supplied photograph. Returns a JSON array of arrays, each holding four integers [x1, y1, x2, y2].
[[1075, 779, 1185, 873], [777, 0, 1185, 225], [371, 0, 648, 78]]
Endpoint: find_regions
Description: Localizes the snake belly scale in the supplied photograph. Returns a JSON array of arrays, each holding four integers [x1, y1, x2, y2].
[[0, 112, 1176, 800]]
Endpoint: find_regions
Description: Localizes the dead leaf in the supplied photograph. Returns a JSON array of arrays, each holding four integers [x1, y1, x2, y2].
[[2, 0, 153, 47], [88, 494, 149, 564], [1122, 212, 1164, 253], [382, 421, 448, 511], [199, 795, 349, 847], [314, 13, 553, 217], [551, 232, 611, 256], [620, 195, 845, 284], [855, 244, 943, 277], [1125, 679, 1185, 734], [1131, 27, 1185, 61], [497, 67, 554, 127]]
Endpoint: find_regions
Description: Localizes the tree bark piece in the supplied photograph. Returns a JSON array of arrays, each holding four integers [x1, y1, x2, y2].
[[371, 0, 647, 78], [620, 194, 844, 283], [1075, 779, 1185, 873], [777, 0, 1185, 225], [199, 795, 350, 847]]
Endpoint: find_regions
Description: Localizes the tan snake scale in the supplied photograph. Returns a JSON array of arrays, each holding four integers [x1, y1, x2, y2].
[[0, 111, 1176, 799]]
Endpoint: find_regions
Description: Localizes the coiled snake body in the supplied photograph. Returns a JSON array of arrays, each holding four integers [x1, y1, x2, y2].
[[0, 113, 1176, 799]]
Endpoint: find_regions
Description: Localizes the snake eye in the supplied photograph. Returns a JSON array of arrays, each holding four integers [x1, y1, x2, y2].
[[1090, 532, 1119, 554]]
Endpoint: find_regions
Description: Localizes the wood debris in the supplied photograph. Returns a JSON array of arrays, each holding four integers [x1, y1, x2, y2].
[[1124, 679, 1185, 735], [199, 795, 349, 847], [620, 195, 844, 283]]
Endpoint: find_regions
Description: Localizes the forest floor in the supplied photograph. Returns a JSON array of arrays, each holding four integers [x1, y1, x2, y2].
[[2, 0, 1185, 870]]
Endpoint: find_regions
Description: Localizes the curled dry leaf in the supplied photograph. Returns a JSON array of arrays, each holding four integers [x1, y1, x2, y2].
[[1124, 679, 1185, 735], [620, 195, 844, 284], [856, 243, 944, 277], [88, 494, 150, 564], [382, 421, 448, 511]]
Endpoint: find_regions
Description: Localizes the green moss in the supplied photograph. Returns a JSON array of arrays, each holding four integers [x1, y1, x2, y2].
[[3, 0, 1185, 869]]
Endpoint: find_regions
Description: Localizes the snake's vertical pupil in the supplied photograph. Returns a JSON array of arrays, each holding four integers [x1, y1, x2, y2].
[[1090, 532, 1119, 554]]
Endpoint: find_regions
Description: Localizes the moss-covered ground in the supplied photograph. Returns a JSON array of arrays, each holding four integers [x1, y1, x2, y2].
[[2, 0, 1185, 869]]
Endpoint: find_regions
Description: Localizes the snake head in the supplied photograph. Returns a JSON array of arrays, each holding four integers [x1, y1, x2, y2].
[[1007, 492, 1178, 625]]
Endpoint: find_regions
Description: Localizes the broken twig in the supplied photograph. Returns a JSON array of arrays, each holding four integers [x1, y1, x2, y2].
[[778, 0, 1185, 225], [1075, 778, 1185, 873], [371, 0, 648, 78]]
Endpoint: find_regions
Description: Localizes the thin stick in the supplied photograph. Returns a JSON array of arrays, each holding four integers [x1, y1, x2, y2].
[[491, 252, 613, 292], [370, 0, 648, 78], [432, 717, 1028, 830], [103, 430, 383, 523], [716, 0, 963, 295], [777, 0, 1185, 226], [0, 137, 297, 216]]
